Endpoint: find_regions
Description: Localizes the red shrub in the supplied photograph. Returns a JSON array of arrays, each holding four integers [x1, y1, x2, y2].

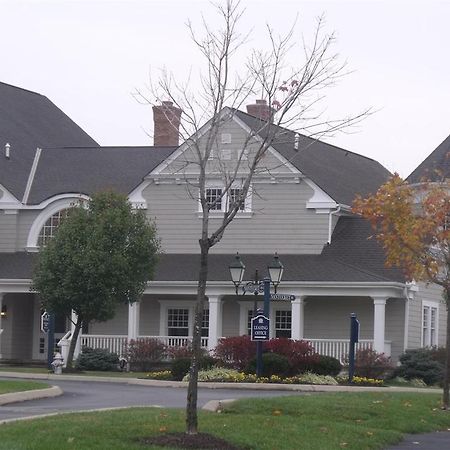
[[265, 338, 320, 374], [125, 338, 167, 371], [353, 348, 392, 379], [214, 336, 256, 371]]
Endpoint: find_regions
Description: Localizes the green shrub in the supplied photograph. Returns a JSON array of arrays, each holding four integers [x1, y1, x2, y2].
[[394, 348, 443, 385], [296, 372, 338, 385], [75, 347, 119, 371], [171, 355, 217, 381], [246, 353, 290, 377], [307, 355, 342, 376]]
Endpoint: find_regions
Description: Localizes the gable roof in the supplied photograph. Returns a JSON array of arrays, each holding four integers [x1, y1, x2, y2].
[[26, 146, 177, 205], [0, 82, 98, 200], [322, 215, 405, 283], [407, 133, 450, 183], [235, 110, 391, 206]]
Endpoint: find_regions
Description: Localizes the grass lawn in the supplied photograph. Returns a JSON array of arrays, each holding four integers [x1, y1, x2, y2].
[[0, 380, 49, 395], [0, 392, 448, 449]]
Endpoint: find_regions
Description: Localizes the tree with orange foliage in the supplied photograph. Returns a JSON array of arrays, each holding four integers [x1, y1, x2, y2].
[[354, 174, 450, 409]]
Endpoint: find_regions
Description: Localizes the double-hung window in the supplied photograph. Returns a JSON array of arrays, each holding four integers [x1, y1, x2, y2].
[[167, 308, 189, 337], [422, 302, 438, 347], [275, 310, 292, 338], [203, 185, 251, 214]]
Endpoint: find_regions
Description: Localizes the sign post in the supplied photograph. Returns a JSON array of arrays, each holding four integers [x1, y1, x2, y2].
[[43, 312, 56, 370], [348, 312, 360, 383], [251, 311, 270, 377]]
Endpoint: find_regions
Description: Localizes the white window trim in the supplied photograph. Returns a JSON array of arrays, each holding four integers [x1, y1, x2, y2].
[[26, 196, 89, 251], [198, 183, 253, 218], [158, 300, 209, 337], [272, 303, 292, 338], [421, 300, 439, 347]]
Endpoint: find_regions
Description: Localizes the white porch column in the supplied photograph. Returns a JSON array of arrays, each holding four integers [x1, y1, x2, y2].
[[128, 301, 140, 341], [373, 297, 387, 353], [207, 295, 223, 351], [291, 296, 305, 340]]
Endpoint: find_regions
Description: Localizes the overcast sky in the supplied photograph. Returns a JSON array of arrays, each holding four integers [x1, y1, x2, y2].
[[1, 0, 448, 177]]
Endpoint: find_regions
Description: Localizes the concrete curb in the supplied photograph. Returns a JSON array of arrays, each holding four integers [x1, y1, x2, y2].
[[0, 371, 442, 393], [0, 386, 63, 406]]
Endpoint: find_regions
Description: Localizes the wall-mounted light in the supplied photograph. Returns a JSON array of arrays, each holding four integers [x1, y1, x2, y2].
[[1, 305, 7, 319]]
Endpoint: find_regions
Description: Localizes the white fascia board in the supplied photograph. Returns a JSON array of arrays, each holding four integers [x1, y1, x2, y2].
[[2, 193, 90, 211], [303, 178, 338, 211], [231, 113, 301, 176], [0, 279, 32, 293], [128, 180, 151, 209], [142, 279, 406, 298], [0, 183, 21, 209]]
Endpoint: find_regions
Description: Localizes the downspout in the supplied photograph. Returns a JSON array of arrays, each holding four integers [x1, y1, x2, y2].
[[403, 281, 418, 353], [327, 205, 341, 244]]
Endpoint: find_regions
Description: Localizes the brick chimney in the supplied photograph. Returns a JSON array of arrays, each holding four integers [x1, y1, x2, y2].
[[246, 99, 274, 122], [152, 101, 182, 146]]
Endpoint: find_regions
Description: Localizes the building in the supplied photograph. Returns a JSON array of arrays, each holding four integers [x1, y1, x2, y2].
[[0, 81, 444, 364]]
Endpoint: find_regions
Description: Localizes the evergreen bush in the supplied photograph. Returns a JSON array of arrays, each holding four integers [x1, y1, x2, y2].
[[75, 347, 119, 371]]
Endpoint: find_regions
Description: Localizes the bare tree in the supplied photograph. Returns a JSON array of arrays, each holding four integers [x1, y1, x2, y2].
[[135, 0, 369, 435]]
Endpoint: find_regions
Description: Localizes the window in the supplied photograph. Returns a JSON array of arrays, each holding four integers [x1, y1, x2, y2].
[[168, 308, 189, 337], [202, 309, 209, 337], [275, 310, 292, 338], [229, 188, 245, 211], [203, 185, 251, 214], [422, 303, 438, 347], [206, 188, 223, 211], [37, 208, 71, 246], [221, 133, 231, 144], [247, 309, 254, 335]]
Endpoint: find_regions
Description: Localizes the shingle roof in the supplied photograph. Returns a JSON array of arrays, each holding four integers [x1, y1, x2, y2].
[[235, 110, 391, 205], [407, 133, 450, 183], [0, 82, 98, 200], [322, 215, 405, 283], [26, 146, 176, 204], [0, 237, 401, 284]]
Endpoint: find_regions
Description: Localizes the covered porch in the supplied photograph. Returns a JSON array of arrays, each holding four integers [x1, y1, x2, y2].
[[56, 280, 410, 365]]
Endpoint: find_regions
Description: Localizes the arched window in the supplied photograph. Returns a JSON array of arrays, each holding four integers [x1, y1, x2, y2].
[[37, 208, 71, 246]]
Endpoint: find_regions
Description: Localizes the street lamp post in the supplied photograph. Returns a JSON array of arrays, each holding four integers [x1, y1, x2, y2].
[[229, 253, 284, 377]]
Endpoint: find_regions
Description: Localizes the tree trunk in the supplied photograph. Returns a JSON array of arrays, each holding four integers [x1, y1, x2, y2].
[[186, 243, 209, 434], [443, 294, 450, 409], [66, 316, 83, 369]]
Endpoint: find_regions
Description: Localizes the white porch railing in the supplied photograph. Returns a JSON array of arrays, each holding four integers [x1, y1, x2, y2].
[[71, 335, 389, 365], [80, 335, 128, 356], [138, 336, 209, 349], [306, 339, 392, 363], [77, 334, 209, 356]]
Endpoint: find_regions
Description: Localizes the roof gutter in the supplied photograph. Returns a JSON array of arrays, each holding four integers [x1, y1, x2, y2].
[[328, 205, 342, 244]]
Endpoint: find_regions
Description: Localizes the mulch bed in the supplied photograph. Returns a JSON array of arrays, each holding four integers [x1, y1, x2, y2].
[[141, 432, 246, 449]]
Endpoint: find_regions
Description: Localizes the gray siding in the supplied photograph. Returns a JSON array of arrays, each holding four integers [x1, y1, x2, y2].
[[1, 293, 34, 360], [304, 296, 374, 340], [0, 212, 17, 252], [385, 298, 406, 362], [222, 298, 240, 337], [89, 303, 128, 335], [140, 297, 161, 335], [145, 181, 329, 254], [409, 282, 446, 349]]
